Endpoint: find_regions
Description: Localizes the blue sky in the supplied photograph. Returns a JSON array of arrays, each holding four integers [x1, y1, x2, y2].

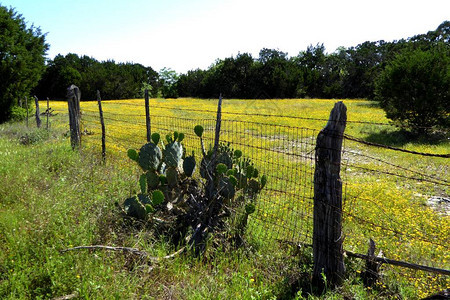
[[2, 0, 449, 73]]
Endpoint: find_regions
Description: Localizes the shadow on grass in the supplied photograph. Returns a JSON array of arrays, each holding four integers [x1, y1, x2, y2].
[[364, 129, 449, 148], [355, 101, 381, 109]]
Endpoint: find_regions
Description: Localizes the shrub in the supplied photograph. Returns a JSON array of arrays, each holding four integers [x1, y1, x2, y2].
[[375, 44, 450, 133], [9, 106, 32, 122]]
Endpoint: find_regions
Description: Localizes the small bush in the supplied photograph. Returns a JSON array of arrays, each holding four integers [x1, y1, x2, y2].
[[19, 129, 50, 145], [9, 106, 32, 122]]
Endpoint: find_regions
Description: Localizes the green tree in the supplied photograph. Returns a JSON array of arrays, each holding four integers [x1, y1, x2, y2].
[[0, 5, 48, 122], [158, 68, 179, 98], [375, 44, 449, 133]]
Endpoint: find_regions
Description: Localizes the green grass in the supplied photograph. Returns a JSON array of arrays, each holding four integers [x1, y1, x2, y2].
[[1, 98, 449, 299]]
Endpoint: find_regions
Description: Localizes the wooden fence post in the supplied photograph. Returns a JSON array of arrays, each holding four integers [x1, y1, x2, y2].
[[312, 101, 347, 290], [144, 88, 151, 142], [34, 96, 41, 128], [46, 97, 50, 130], [97, 90, 106, 162], [67, 84, 81, 149]]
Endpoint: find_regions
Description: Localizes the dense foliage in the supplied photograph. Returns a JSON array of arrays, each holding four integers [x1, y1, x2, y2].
[[375, 43, 449, 133], [31, 21, 449, 104], [177, 21, 449, 100], [0, 5, 48, 123], [34, 54, 159, 100]]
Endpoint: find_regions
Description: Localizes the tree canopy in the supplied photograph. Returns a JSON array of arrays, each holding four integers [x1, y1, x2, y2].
[[375, 43, 449, 133], [0, 5, 48, 122], [34, 54, 159, 100], [176, 21, 449, 100]]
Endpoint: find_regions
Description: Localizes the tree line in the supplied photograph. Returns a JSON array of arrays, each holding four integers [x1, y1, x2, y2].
[[177, 21, 449, 100], [32, 21, 449, 102]]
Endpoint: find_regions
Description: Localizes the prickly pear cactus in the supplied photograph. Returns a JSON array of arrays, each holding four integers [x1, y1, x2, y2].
[[147, 171, 160, 190], [194, 125, 204, 137], [164, 141, 183, 168], [139, 142, 162, 171], [151, 190, 165, 205], [127, 149, 139, 161], [151, 132, 161, 145], [183, 153, 196, 177], [166, 167, 178, 188], [217, 152, 232, 170], [123, 196, 147, 220], [218, 177, 235, 199]]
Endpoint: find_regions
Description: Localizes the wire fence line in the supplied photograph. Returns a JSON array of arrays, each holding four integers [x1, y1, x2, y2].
[[46, 99, 449, 292]]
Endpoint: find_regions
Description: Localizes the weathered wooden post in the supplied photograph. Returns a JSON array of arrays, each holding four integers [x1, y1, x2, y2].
[[97, 90, 106, 162], [362, 239, 381, 287], [67, 85, 81, 149], [312, 101, 347, 290], [46, 97, 50, 130], [34, 96, 41, 128], [144, 88, 151, 142]]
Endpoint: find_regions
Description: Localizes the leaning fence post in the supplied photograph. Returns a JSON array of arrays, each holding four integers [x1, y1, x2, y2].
[[67, 84, 81, 149], [144, 88, 151, 142], [97, 90, 106, 162], [312, 101, 347, 290], [34, 95, 41, 128]]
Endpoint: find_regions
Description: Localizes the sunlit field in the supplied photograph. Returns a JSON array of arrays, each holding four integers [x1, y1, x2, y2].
[[47, 98, 450, 297], [1, 98, 447, 298]]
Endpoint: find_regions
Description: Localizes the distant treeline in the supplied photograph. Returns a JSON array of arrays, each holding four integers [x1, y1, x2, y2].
[[34, 55, 160, 100], [34, 21, 449, 100]]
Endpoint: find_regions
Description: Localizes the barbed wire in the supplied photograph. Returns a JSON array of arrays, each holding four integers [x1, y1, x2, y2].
[[342, 149, 449, 184], [344, 134, 450, 158]]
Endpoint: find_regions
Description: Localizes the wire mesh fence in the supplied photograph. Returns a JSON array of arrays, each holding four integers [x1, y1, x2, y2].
[[40, 98, 449, 295]]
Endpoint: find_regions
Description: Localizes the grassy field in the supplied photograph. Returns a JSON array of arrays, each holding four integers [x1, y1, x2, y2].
[[0, 98, 448, 299]]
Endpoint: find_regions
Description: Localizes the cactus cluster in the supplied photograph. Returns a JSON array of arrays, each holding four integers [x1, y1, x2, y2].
[[123, 130, 199, 221], [122, 124, 267, 255]]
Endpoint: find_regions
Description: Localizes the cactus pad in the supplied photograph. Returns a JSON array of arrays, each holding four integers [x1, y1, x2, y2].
[[147, 171, 160, 190], [151, 190, 165, 205], [194, 125, 204, 137], [123, 196, 147, 220], [164, 141, 183, 168], [127, 149, 139, 161], [183, 155, 196, 177], [151, 132, 161, 145], [138, 142, 162, 171]]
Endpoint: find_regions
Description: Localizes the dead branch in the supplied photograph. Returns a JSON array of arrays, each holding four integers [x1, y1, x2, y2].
[[52, 291, 79, 300], [60, 245, 185, 262]]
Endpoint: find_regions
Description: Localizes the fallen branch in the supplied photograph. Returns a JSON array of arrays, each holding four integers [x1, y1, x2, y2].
[[60, 245, 185, 262], [52, 291, 79, 300]]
